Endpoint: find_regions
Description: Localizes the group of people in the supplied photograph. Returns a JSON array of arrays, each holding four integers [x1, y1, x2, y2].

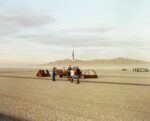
[[52, 65, 81, 84]]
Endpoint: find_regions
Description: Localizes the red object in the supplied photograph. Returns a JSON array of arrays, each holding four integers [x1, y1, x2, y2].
[[67, 77, 72, 81], [75, 69, 81, 75], [84, 75, 97, 78], [36, 70, 51, 77]]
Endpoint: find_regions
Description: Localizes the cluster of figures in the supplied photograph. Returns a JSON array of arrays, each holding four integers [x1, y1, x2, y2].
[[52, 65, 82, 84]]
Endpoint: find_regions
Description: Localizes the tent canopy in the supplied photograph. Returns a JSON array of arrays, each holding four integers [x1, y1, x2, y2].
[[83, 70, 98, 78], [36, 70, 51, 77]]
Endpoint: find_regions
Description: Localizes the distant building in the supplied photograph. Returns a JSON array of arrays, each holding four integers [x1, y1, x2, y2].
[[133, 68, 149, 72]]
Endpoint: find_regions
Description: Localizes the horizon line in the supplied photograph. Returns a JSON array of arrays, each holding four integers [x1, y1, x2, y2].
[[47, 57, 150, 63]]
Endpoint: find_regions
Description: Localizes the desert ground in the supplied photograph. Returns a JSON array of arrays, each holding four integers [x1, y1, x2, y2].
[[0, 66, 150, 121]]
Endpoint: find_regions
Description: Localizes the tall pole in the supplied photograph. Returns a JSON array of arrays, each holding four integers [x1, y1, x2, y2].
[[72, 50, 74, 62]]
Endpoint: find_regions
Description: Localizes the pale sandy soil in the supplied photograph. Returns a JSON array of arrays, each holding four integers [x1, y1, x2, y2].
[[0, 68, 150, 121]]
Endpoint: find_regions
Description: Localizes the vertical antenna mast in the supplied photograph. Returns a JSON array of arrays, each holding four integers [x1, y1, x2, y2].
[[72, 50, 74, 61]]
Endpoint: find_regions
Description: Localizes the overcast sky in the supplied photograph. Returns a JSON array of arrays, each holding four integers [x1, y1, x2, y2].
[[0, 0, 150, 64]]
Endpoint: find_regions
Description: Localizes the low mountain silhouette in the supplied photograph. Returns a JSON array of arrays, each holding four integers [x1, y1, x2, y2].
[[45, 57, 149, 66]]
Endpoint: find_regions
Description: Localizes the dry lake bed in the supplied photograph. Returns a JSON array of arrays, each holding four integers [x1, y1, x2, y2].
[[0, 68, 150, 121]]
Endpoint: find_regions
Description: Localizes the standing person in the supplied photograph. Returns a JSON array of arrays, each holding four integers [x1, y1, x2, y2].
[[75, 66, 81, 84], [67, 65, 72, 77], [70, 69, 74, 83], [52, 67, 56, 81]]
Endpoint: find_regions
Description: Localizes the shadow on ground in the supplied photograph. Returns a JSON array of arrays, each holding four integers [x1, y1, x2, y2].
[[82, 80, 150, 87], [0, 113, 27, 121], [0, 75, 150, 87]]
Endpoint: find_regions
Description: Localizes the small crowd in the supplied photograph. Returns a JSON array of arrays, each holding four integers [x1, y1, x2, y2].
[[52, 65, 82, 84]]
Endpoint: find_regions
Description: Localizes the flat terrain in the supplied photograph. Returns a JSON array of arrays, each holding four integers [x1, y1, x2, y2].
[[0, 68, 150, 121]]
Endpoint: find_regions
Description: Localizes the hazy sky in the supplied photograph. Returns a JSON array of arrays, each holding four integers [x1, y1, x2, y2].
[[0, 0, 150, 64]]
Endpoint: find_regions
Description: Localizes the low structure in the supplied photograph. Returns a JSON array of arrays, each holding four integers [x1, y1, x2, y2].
[[83, 70, 98, 78], [133, 68, 149, 72], [56, 69, 68, 78], [36, 70, 51, 77]]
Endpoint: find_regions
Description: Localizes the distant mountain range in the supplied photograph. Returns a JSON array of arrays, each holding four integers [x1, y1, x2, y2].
[[45, 57, 149, 66]]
